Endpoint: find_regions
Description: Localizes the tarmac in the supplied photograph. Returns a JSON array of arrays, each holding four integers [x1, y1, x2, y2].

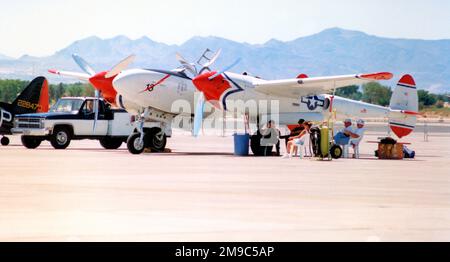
[[0, 124, 449, 241]]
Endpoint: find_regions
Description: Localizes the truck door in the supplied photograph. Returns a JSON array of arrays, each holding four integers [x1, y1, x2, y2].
[[77, 99, 108, 136]]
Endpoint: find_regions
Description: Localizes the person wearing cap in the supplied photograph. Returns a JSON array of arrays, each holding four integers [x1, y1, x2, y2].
[[350, 119, 366, 147], [334, 119, 355, 146]]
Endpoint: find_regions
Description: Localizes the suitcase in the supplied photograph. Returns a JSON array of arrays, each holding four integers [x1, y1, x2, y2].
[[378, 143, 404, 160]]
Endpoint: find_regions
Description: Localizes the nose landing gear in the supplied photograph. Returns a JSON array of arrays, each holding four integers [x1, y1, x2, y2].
[[126, 108, 168, 155]]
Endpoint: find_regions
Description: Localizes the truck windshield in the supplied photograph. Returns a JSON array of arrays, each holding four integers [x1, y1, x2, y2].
[[50, 99, 84, 113]]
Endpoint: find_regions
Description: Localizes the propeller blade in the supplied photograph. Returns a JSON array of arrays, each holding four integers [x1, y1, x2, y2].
[[176, 52, 197, 76], [198, 49, 222, 74], [202, 49, 222, 69], [208, 58, 241, 80], [193, 92, 205, 137], [72, 54, 96, 76], [105, 54, 136, 78], [93, 90, 100, 132], [48, 69, 91, 81]]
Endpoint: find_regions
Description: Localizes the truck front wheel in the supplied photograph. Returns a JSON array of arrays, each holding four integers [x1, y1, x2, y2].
[[127, 133, 145, 155], [21, 136, 42, 149], [100, 137, 123, 150], [50, 127, 72, 149]]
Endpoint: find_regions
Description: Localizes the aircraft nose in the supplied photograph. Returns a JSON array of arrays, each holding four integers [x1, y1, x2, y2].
[[112, 70, 139, 95]]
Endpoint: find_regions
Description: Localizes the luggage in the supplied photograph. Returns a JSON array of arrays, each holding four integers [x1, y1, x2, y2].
[[403, 146, 416, 159], [375, 137, 404, 160]]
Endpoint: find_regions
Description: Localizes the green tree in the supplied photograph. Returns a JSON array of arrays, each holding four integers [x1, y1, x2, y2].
[[0, 79, 30, 103], [335, 85, 363, 101], [362, 82, 392, 106], [0, 79, 97, 105], [418, 90, 437, 108]]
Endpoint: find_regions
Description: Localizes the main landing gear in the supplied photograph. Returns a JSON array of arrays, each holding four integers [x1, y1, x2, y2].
[[126, 109, 167, 155], [1, 136, 10, 146]]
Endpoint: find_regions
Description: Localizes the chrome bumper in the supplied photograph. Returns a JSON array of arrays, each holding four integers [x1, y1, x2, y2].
[[11, 128, 50, 136]]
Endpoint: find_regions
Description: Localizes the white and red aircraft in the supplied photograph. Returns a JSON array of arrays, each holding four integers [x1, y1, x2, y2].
[[111, 50, 419, 154]]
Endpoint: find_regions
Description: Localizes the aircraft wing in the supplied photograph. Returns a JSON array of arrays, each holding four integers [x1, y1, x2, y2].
[[48, 69, 91, 81], [253, 72, 393, 99]]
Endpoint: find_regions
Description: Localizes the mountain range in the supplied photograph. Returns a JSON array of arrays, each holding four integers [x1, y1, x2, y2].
[[0, 28, 449, 93]]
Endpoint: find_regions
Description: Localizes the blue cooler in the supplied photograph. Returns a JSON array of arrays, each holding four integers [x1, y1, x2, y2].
[[233, 133, 250, 156]]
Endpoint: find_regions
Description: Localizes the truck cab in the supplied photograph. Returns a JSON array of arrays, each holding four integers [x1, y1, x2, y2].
[[12, 97, 134, 149]]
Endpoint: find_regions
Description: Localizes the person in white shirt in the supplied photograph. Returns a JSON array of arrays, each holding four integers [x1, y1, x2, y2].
[[282, 122, 312, 159], [334, 119, 355, 146], [350, 119, 365, 147]]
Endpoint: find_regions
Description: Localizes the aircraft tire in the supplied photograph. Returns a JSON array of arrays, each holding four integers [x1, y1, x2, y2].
[[50, 127, 72, 149], [127, 133, 145, 155], [99, 137, 123, 150], [21, 136, 41, 149], [1, 136, 10, 146], [146, 128, 167, 152]]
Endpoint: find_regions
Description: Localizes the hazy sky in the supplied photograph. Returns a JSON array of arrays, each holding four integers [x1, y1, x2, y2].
[[1, 0, 449, 58]]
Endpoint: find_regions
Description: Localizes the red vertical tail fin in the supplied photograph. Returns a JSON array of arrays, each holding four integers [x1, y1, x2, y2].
[[37, 78, 49, 113]]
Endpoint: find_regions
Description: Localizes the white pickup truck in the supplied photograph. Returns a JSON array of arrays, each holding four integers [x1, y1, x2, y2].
[[12, 97, 136, 150]]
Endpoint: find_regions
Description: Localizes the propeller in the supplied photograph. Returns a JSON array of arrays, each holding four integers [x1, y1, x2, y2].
[[71, 54, 100, 132], [105, 55, 136, 78], [69, 54, 135, 132], [174, 48, 241, 137], [191, 58, 241, 137]]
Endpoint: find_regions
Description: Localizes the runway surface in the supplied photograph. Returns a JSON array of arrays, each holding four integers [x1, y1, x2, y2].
[[0, 128, 449, 241]]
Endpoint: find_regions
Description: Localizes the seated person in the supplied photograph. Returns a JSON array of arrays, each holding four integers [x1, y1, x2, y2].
[[333, 119, 355, 146], [280, 119, 305, 146], [350, 119, 366, 147], [260, 120, 281, 156], [283, 122, 312, 159], [84, 100, 94, 115]]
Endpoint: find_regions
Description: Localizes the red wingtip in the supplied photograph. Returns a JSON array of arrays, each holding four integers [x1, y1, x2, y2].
[[360, 72, 393, 80], [48, 69, 58, 74], [398, 74, 416, 87], [297, 74, 309, 79]]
